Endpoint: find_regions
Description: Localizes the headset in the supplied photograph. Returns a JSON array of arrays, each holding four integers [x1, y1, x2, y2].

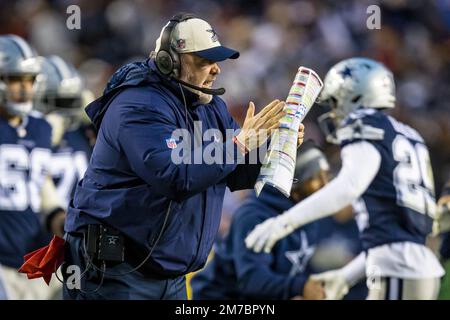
[[155, 13, 225, 96], [155, 13, 196, 77]]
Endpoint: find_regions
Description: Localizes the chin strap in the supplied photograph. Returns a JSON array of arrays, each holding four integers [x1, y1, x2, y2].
[[6, 101, 33, 117]]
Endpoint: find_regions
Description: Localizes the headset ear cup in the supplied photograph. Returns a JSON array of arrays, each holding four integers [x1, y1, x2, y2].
[[156, 50, 174, 75], [156, 13, 197, 77]]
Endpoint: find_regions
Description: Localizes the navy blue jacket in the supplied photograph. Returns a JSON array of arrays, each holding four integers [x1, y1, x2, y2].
[[65, 59, 262, 277], [191, 186, 319, 299]]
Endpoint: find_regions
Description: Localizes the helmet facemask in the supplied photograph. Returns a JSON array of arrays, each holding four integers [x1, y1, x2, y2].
[[317, 97, 346, 145], [39, 92, 84, 131], [33, 55, 88, 131]]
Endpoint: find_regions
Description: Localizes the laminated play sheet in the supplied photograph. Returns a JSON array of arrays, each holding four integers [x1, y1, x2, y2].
[[255, 67, 324, 197]]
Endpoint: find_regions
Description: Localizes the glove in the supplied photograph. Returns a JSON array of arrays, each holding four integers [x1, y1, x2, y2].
[[245, 215, 296, 253], [310, 270, 349, 300], [433, 202, 450, 236]]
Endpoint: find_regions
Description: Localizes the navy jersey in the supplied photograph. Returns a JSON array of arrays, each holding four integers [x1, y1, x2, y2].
[[338, 108, 436, 250], [441, 232, 450, 260], [0, 112, 52, 268], [51, 125, 93, 209]]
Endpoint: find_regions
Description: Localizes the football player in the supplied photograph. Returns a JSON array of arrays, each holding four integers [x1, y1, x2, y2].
[[0, 35, 64, 299], [34, 55, 95, 210], [245, 57, 444, 300]]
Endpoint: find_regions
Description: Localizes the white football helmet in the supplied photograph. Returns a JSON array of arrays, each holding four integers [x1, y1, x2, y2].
[[0, 35, 41, 116], [318, 57, 396, 144], [34, 55, 87, 130]]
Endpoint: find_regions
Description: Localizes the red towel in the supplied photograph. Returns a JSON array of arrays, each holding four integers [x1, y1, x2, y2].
[[18, 235, 66, 285]]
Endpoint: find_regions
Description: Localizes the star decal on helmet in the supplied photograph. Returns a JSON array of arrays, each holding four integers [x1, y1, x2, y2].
[[339, 66, 353, 78]]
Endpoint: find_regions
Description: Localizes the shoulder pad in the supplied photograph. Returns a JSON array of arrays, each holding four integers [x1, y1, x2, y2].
[[29, 110, 44, 118], [337, 118, 385, 143]]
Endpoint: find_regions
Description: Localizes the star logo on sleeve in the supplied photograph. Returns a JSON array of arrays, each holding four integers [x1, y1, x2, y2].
[[285, 231, 315, 276]]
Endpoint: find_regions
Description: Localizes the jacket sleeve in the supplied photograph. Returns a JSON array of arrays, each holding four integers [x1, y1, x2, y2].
[[226, 162, 262, 191], [117, 100, 245, 202], [232, 209, 308, 299], [224, 112, 265, 191]]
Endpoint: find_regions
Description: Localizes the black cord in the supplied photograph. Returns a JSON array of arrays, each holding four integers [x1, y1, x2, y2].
[[53, 256, 93, 284], [53, 261, 65, 284], [81, 201, 172, 277], [78, 261, 105, 295], [179, 82, 190, 132], [54, 253, 105, 295]]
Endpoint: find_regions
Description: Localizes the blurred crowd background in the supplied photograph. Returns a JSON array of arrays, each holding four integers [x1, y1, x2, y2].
[[1, 0, 449, 238]]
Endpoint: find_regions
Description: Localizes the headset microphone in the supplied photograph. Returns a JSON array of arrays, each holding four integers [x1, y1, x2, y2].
[[173, 77, 225, 96]]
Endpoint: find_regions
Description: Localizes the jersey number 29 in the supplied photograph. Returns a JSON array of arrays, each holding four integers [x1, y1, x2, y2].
[[393, 135, 436, 217]]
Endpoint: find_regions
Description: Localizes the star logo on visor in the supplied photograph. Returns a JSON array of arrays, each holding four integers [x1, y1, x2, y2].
[[206, 29, 218, 42]]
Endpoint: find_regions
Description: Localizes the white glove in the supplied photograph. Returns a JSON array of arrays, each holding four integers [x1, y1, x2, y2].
[[433, 202, 450, 236], [245, 215, 296, 253], [310, 270, 349, 300]]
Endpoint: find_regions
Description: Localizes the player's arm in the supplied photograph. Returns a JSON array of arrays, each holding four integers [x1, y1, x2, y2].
[[245, 141, 381, 253], [310, 251, 366, 300], [40, 175, 65, 237], [37, 117, 66, 237]]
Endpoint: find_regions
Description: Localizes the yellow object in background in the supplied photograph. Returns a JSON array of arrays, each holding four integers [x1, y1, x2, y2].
[[185, 250, 215, 300], [185, 272, 194, 300]]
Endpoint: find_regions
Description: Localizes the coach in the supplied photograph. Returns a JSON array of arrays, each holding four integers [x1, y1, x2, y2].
[[62, 13, 303, 299]]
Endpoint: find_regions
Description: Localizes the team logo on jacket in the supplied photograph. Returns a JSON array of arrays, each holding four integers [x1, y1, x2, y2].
[[166, 138, 178, 149]]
